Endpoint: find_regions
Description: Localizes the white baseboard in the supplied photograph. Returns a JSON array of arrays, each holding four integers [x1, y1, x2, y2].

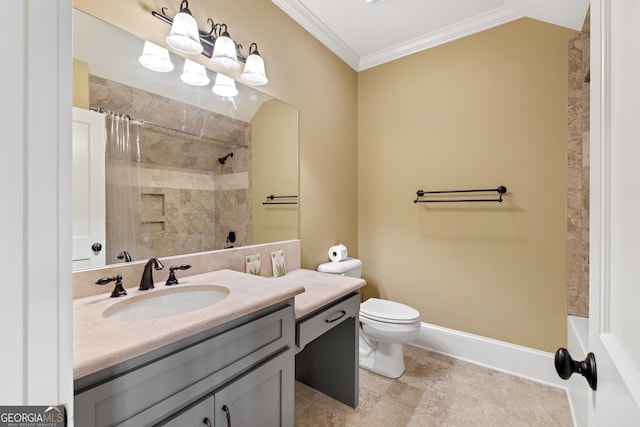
[[410, 322, 566, 389]]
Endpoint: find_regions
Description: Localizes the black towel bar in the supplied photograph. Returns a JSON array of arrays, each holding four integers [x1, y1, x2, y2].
[[414, 186, 507, 203], [262, 195, 298, 205]]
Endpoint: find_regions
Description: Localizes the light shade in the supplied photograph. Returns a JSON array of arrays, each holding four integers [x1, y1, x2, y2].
[[180, 59, 210, 86], [139, 41, 174, 72], [212, 73, 238, 97], [240, 53, 268, 86], [210, 35, 241, 71], [165, 1, 203, 55]]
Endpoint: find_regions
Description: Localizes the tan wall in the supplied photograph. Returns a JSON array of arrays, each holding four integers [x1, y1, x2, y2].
[[358, 19, 576, 352], [73, 0, 359, 270], [73, 59, 89, 109], [252, 100, 299, 244]]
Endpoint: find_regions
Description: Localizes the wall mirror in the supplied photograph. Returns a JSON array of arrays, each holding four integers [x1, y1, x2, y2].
[[72, 9, 298, 270]]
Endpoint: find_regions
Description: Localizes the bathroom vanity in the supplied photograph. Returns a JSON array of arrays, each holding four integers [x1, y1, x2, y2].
[[73, 266, 365, 426], [75, 301, 295, 426]]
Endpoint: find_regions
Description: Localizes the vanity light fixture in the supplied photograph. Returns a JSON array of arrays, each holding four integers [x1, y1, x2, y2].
[[212, 73, 238, 97], [152, 2, 269, 86], [180, 59, 210, 86], [139, 41, 175, 72], [240, 43, 268, 86], [210, 24, 241, 71], [165, 0, 203, 54]]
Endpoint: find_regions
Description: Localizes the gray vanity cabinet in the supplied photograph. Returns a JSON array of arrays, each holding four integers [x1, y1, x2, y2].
[[158, 348, 293, 427], [295, 292, 360, 408], [74, 301, 295, 427], [211, 349, 292, 427]]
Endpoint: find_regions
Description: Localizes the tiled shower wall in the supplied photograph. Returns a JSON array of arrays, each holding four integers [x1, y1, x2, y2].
[[90, 75, 252, 263], [566, 11, 590, 317]]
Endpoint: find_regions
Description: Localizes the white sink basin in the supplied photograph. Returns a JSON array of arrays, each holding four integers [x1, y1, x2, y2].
[[103, 285, 229, 321]]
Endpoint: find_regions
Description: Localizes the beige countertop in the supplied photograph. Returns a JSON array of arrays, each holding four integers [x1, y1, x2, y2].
[[275, 269, 365, 319], [73, 268, 365, 380]]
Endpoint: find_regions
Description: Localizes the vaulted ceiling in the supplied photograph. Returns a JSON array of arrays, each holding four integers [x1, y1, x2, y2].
[[271, 0, 590, 71]]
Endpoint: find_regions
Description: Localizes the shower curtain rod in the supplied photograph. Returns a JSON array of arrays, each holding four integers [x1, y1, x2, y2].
[[90, 107, 248, 149]]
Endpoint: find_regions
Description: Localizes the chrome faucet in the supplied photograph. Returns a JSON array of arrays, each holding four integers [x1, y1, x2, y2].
[[139, 258, 164, 290]]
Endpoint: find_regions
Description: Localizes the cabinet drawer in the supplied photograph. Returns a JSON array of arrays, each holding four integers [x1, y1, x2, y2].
[[297, 293, 360, 351]]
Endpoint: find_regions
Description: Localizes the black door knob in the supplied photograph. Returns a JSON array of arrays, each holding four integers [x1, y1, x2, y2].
[[554, 347, 597, 390], [91, 243, 103, 252]]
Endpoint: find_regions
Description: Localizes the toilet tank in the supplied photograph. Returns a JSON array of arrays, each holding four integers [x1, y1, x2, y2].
[[317, 258, 362, 278]]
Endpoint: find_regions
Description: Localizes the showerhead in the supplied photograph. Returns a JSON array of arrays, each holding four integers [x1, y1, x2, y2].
[[218, 152, 234, 164]]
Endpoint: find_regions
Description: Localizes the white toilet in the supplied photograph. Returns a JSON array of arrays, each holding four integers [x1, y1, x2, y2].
[[317, 258, 421, 379]]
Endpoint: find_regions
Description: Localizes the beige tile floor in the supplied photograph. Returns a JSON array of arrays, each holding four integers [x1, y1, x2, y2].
[[295, 345, 573, 427]]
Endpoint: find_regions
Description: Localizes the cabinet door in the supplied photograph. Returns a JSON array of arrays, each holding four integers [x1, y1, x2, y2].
[[156, 394, 215, 427], [214, 348, 294, 427]]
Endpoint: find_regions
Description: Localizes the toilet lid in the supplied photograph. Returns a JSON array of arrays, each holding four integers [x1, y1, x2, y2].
[[360, 298, 420, 324]]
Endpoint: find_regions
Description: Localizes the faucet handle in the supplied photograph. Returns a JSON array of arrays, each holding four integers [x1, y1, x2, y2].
[[95, 275, 127, 298], [166, 264, 192, 286]]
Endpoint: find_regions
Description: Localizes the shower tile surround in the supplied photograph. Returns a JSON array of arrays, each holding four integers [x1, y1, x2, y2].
[[89, 75, 252, 263], [566, 12, 590, 317]]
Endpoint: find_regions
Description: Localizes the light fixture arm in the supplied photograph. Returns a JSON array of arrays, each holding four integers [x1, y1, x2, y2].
[[235, 42, 261, 63], [217, 23, 230, 38], [152, 5, 260, 64], [177, 0, 193, 16], [200, 18, 219, 56], [248, 43, 260, 55]]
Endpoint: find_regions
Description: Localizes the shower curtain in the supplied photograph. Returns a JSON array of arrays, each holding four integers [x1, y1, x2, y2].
[[104, 111, 141, 265]]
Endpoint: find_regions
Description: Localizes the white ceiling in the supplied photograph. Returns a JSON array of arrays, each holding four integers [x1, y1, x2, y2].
[[272, 0, 590, 71]]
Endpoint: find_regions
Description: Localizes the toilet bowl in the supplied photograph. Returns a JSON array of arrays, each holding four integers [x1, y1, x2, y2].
[[359, 298, 421, 378], [317, 258, 421, 378]]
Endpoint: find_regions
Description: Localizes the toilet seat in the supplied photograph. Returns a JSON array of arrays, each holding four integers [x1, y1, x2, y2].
[[360, 298, 420, 324]]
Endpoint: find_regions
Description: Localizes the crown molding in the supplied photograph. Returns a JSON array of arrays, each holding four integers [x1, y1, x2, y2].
[[272, 1, 526, 72], [358, 6, 524, 71], [271, 0, 360, 70], [272, 1, 590, 71]]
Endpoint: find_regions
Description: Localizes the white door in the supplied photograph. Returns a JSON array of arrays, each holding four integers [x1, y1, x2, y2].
[[588, 0, 640, 424], [72, 107, 106, 270]]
